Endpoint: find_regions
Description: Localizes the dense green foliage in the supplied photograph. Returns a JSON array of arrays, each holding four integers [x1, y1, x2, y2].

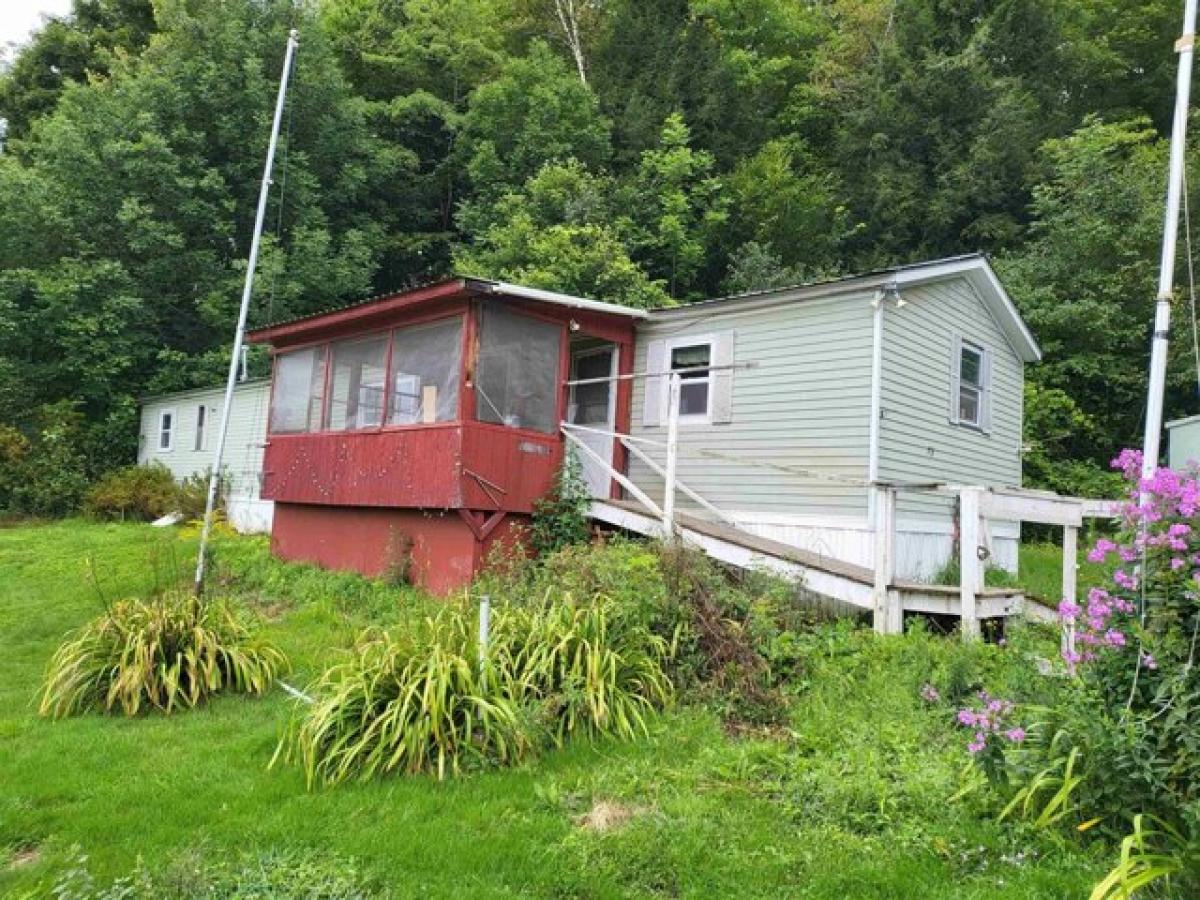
[[0, 0, 1194, 495], [82, 464, 215, 522], [39, 589, 287, 717], [3, 521, 1105, 896]]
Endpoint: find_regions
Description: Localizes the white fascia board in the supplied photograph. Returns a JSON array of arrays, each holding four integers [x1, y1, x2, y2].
[[484, 281, 649, 319]]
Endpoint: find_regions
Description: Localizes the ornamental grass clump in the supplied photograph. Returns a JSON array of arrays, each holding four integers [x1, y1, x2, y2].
[[40, 590, 287, 717], [275, 608, 529, 786], [276, 591, 676, 787], [493, 591, 674, 745]]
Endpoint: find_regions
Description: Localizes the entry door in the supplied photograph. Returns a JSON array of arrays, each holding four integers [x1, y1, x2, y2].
[[568, 345, 618, 497]]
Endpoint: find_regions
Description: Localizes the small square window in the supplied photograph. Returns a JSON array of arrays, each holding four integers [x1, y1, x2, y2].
[[670, 343, 711, 419]]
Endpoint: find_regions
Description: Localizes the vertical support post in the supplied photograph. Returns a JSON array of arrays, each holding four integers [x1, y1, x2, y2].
[[662, 371, 681, 539], [478, 593, 491, 690], [872, 484, 898, 634], [1062, 524, 1078, 659], [959, 487, 982, 641]]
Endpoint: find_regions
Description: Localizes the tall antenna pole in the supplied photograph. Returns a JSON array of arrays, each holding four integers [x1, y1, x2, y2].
[[1142, 0, 1197, 478], [194, 29, 299, 596]]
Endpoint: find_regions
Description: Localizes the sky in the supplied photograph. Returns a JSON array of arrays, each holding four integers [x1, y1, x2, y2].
[[1, 0, 73, 64]]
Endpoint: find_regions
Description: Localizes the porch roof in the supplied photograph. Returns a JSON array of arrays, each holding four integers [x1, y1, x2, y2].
[[247, 276, 646, 345]]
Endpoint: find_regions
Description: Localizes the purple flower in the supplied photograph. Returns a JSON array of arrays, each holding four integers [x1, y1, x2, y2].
[[1088, 538, 1117, 563], [1058, 599, 1080, 622], [1004, 728, 1026, 743], [957, 709, 978, 727], [1104, 629, 1126, 647], [920, 684, 940, 703], [968, 735, 986, 755], [1141, 651, 1158, 670]]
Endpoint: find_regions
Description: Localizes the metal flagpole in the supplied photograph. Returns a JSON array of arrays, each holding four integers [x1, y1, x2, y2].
[[193, 29, 299, 596], [1142, 0, 1197, 478]]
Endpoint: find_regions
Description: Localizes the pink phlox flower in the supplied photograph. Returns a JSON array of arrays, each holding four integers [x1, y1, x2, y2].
[[1104, 629, 1126, 647], [968, 735, 986, 755], [1171, 557, 1187, 571], [1004, 728, 1026, 743], [1088, 538, 1117, 563], [1112, 449, 1144, 479], [920, 684, 940, 703], [1141, 651, 1158, 670], [957, 709, 977, 727]]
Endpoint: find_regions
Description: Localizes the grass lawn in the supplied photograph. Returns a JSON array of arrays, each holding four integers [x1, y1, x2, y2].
[[0, 521, 1105, 897]]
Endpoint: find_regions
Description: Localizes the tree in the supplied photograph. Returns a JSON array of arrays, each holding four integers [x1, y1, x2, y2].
[[1000, 117, 1198, 480], [623, 113, 727, 299], [458, 41, 611, 199], [0, 0, 156, 142], [455, 160, 669, 308]]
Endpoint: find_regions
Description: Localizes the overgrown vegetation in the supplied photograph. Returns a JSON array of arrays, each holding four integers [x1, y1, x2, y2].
[[1, 521, 1106, 896], [275, 582, 674, 785], [529, 450, 591, 556], [82, 462, 215, 522], [39, 588, 287, 717], [938, 454, 1200, 897]]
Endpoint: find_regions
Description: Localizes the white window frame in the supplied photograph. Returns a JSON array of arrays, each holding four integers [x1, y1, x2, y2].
[[568, 345, 618, 428], [157, 408, 176, 453], [955, 340, 989, 431], [663, 335, 715, 425]]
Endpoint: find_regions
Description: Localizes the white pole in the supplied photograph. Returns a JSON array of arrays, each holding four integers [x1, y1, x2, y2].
[[194, 29, 299, 595], [1062, 524, 1078, 660], [478, 594, 491, 690], [1142, 0, 1198, 478], [662, 372, 681, 538], [959, 487, 982, 641], [871, 485, 897, 635]]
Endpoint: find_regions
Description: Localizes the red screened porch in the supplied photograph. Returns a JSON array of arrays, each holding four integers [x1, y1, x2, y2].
[[247, 277, 643, 593]]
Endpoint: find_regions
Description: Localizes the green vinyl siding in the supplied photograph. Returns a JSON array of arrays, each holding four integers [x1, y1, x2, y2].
[[628, 290, 875, 517], [877, 279, 1023, 521]]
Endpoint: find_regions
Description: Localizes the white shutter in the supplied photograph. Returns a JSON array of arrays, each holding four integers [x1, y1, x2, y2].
[[710, 331, 736, 424], [948, 333, 963, 425], [980, 347, 994, 433], [643, 339, 666, 427]]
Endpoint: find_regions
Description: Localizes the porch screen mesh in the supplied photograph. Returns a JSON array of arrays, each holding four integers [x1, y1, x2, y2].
[[270, 346, 326, 433], [388, 317, 463, 425], [475, 306, 561, 433], [328, 335, 388, 430]]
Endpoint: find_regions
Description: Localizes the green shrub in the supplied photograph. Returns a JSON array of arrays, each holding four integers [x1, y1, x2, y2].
[[276, 608, 528, 785], [529, 450, 591, 556], [2, 410, 90, 517], [40, 590, 288, 717], [83, 463, 180, 521]]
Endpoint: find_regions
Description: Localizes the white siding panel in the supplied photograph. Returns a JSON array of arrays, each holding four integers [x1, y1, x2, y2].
[[138, 380, 271, 532]]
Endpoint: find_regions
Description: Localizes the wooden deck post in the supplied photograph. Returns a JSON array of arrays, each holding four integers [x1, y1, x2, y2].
[[1062, 523, 1078, 658], [662, 371, 681, 539], [872, 485, 899, 634], [959, 487, 983, 641]]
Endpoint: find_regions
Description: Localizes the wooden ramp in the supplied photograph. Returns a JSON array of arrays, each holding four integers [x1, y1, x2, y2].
[[589, 499, 1057, 626]]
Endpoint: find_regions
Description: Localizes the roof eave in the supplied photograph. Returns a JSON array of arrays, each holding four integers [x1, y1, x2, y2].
[[465, 278, 649, 319], [892, 258, 1042, 363]]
